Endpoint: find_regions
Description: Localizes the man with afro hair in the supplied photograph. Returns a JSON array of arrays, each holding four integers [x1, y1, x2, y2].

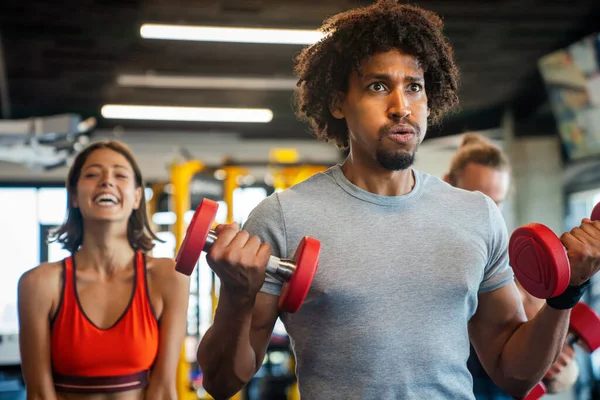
[[197, 1, 600, 399]]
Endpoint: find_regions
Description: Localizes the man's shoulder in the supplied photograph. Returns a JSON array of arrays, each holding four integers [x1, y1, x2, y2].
[[244, 167, 335, 233], [284, 166, 336, 194], [271, 166, 337, 205]]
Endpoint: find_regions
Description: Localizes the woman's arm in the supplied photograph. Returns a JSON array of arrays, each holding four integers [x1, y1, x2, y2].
[[18, 264, 60, 400], [145, 258, 190, 400]]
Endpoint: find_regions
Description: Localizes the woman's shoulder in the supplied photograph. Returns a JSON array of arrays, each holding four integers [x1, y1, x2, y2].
[[20, 260, 64, 285], [145, 255, 187, 285], [144, 255, 189, 309], [18, 260, 64, 302], [145, 255, 175, 274]]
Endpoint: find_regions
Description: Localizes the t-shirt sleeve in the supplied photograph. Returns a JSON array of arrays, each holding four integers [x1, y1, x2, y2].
[[479, 194, 514, 294], [241, 193, 286, 296]]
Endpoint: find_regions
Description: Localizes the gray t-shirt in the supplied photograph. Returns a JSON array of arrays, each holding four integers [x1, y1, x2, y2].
[[243, 165, 514, 399]]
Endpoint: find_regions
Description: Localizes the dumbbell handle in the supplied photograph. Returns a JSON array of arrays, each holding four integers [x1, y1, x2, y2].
[[567, 332, 579, 347], [204, 230, 296, 281]]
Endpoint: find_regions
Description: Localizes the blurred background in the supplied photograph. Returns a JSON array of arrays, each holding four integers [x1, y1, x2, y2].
[[1, 0, 600, 399]]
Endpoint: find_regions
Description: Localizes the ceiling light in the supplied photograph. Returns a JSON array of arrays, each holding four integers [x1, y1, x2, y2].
[[101, 105, 273, 123], [140, 24, 325, 45], [117, 74, 297, 91], [152, 212, 176, 225]]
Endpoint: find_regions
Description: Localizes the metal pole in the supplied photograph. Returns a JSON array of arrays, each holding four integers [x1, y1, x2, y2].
[[0, 32, 11, 119]]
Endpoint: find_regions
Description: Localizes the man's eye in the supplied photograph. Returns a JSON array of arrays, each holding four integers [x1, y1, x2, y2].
[[368, 82, 386, 92]]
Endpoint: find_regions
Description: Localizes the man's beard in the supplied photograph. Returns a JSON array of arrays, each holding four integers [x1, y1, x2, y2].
[[376, 122, 421, 171], [376, 148, 416, 171]]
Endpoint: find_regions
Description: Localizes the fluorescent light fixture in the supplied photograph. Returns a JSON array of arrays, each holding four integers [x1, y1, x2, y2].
[[101, 105, 273, 123], [152, 212, 176, 225], [140, 24, 325, 45], [117, 74, 297, 91]]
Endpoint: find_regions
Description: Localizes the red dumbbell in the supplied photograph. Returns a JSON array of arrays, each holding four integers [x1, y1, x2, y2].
[[567, 301, 600, 354], [508, 203, 600, 299], [174, 198, 321, 313], [518, 382, 547, 400]]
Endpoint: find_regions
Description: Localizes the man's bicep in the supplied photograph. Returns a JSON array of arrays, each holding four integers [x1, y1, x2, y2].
[[249, 292, 280, 372], [469, 282, 527, 378], [515, 280, 545, 320]]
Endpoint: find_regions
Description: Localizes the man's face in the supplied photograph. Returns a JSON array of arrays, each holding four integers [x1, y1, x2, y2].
[[455, 162, 510, 209], [331, 49, 430, 171]]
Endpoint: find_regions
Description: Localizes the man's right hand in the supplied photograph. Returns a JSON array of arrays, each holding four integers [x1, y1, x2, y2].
[[206, 222, 272, 301]]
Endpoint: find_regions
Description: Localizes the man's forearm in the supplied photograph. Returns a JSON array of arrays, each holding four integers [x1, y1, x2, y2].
[[500, 304, 570, 382], [197, 293, 258, 399]]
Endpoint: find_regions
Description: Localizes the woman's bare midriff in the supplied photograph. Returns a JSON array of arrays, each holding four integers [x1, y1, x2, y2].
[[57, 388, 145, 400]]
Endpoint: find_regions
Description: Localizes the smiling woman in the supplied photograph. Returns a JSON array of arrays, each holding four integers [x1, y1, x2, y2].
[[16, 140, 190, 400]]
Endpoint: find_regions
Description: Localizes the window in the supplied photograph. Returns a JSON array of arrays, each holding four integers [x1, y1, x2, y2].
[[0, 188, 41, 335]]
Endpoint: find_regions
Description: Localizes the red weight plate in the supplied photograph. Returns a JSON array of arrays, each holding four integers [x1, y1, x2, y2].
[[520, 382, 547, 400], [509, 223, 570, 299], [175, 199, 219, 276], [591, 203, 600, 222], [570, 302, 600, 353], [279, 237, 321, 314]]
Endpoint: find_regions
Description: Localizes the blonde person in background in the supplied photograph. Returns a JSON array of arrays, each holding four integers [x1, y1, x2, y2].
[[444, 133, 579, 399]]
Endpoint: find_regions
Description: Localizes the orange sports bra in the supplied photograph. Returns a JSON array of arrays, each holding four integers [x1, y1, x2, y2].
[[50, 252, 159, 393]]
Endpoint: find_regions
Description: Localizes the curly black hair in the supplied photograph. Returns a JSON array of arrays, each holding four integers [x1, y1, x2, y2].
[[293, 0, 460, 149]]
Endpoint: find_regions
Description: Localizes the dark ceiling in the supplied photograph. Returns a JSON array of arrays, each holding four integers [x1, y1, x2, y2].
[[1, 0, 599, 142]]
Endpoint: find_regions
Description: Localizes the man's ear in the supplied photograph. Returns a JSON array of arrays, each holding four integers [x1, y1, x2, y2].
[[427, 107, 431, 117], [442, 173, 450, 184], [329, 92, 345, 119]]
